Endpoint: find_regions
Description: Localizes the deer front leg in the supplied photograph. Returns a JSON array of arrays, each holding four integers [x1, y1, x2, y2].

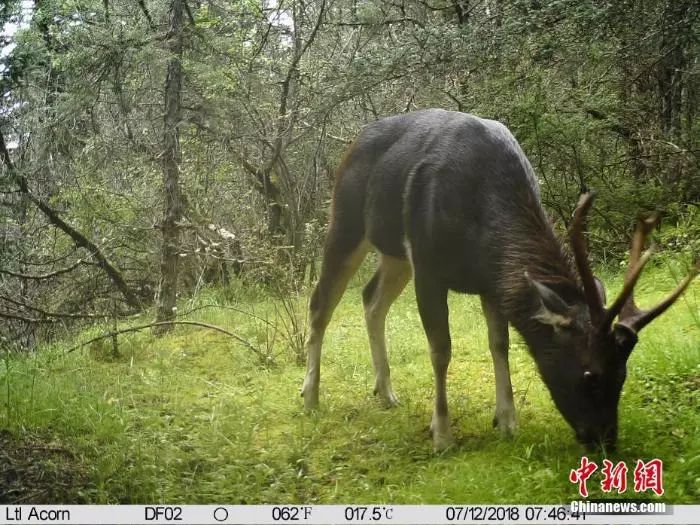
[[481, 296, 516, 435], [415, 275, 453, 451]]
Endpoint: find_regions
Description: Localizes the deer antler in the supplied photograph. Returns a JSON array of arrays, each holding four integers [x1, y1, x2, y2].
[[601, 215, 657, 329], [569, 194, 696, 333], [609, 215, 698, 333], [570, 192, 605, 325], [624, 265, 698, 331]]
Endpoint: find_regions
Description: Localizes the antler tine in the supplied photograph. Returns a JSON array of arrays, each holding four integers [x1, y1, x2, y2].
[[570, 192, 605, 325], [603, 215, 658, 327], [621, 260, 699, 333], [628, 216, 658, 274]]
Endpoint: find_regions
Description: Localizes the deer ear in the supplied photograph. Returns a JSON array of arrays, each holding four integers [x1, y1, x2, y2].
[[613, 323, 638, 359], [525, 272, 573, 328]]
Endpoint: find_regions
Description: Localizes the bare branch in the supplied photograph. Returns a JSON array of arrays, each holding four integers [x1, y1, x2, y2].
[[0, 311, 59, 324], [179, 304, 276, 328], [0, 294, 118, 320], [183, 0, 196, 26], [0, 260, 89, 280], [137, 0, 155, 29], [64, 320, 260, 356]]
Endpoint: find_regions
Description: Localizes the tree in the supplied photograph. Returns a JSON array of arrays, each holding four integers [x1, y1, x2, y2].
[[154, 0, 185, 331]]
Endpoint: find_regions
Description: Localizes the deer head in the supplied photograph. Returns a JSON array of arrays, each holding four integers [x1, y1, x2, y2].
[[529, 192, 698, 450]]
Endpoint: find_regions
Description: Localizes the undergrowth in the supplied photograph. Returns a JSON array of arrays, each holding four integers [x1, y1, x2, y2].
[[0, 257, 698, 504]]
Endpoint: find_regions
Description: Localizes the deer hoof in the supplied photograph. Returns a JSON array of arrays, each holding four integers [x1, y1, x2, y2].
[[492, 412, 517, 437], [373, 383, 400, 408], [300, 378, 319, 412], [432, 431, 455, 452], [430, 415, 454, 451]]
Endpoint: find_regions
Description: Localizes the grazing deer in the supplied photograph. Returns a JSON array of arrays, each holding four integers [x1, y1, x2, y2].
[[300, 109, 697, 451]]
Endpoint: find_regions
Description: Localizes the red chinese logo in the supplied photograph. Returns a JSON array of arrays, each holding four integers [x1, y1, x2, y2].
[[601, 459, 628, 493], [569, 458, 664, 497], [634, 459, 664, 496], [569, 456, 598, 497]]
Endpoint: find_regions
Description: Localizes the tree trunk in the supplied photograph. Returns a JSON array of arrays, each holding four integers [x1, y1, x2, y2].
[[657, 0, 692, 140], [155, 0, 185, 332]]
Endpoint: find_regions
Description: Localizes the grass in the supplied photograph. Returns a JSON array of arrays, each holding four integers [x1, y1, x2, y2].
[[0, 258, 698, 504]]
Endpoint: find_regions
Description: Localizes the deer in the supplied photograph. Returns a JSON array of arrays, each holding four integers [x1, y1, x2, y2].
[[300, 109, 698, 451]]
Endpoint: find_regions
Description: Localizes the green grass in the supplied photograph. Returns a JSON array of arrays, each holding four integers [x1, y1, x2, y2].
[[1, 259, 698, 504]]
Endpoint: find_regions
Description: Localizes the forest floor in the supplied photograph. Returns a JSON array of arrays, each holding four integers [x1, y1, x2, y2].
[[0, 258, 698, 504], [0, 429, 89, 503]]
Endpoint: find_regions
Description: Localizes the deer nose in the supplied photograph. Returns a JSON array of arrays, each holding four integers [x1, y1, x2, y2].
[[601, 426, 618, 452], [576, 426, 617, 452], [575, 430, 597, 450]]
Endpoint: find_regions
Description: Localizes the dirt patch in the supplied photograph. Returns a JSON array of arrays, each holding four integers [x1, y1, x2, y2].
[[0, 429, 89, 503]]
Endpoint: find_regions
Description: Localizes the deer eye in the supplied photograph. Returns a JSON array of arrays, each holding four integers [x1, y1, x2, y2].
[[552, 319, 579, 340], [559, 318, 583, 334], [583, 369, 598, 387], [582, 370, 603, 397]]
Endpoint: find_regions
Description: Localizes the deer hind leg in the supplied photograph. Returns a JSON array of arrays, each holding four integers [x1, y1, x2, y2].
[[362, 254, 412, 407], [480, 296, 516, 436], [301, 234, 369, 411], [415, 274, 453, 451]]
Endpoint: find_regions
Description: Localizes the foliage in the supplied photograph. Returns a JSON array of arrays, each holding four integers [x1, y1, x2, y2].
[[1, 0, 698, 345]]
